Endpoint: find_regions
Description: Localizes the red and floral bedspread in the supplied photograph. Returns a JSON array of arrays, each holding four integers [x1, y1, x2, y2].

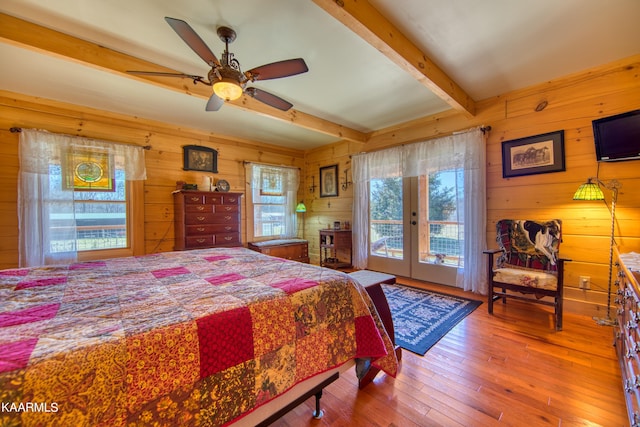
[[0, 247, 397, 426]]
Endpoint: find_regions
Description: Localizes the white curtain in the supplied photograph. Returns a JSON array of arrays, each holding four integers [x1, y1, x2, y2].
[[246, 163, 299, 240], [18, 129, 147, 267], [352, 128, 487, 294], [352, 146, 403, 269]]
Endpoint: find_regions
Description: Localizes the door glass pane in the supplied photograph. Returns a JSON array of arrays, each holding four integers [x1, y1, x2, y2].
[[419, 170, 464, 266], [369, 177, 403, 259]]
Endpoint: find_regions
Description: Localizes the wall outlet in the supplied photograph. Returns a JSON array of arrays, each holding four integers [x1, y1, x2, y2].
[[579, 276, 591, 290]]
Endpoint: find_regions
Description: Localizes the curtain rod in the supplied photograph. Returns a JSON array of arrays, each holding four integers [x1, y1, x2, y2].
[[9, 127, 152, 150], [242, 161, 300, 170]]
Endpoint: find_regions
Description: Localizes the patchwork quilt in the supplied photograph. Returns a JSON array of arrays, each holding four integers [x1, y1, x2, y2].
[[0, 247, 397, 426]]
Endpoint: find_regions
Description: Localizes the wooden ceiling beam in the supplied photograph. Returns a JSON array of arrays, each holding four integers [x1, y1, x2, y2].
[[0, 12, 367, 143], [313, 0, 476, 118]]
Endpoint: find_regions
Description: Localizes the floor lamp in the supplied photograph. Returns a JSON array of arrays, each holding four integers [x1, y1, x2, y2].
[[296, 201, 307, 239], [573, 177, 621, 326]]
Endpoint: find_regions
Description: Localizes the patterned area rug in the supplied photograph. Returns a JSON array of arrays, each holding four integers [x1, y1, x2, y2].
[[382, 284, 482, 355]]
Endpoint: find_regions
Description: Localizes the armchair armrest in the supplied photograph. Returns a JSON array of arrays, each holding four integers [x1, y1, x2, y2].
[[483, 249, 502, 255]]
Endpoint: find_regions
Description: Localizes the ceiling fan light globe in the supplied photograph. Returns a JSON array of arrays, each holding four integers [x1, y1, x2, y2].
[[213, 78, 243, 101]]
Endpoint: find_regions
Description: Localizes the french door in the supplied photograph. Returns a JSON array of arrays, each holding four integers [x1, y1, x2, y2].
[[366, 174, 463, 287]]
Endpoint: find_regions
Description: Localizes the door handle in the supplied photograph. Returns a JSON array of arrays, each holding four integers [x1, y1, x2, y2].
[[411, 221, 417, 225]]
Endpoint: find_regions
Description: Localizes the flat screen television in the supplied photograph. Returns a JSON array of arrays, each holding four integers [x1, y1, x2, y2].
[[593, 109, 640, 162]]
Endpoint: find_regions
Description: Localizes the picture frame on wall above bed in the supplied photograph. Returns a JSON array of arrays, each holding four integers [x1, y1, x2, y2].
[[183, 145, 218, 173], [501, 130, 565, 178], [319, 164, 338, 197]]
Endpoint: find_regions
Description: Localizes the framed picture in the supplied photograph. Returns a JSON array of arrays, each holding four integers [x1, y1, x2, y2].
[[320, 164, 338, 197], [183, 145, 218, 173], [502, 130, 565, 178]]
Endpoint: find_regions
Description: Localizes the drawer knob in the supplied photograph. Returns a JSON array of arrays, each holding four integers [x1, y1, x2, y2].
[[224, 236, 233, 241], [196, 238, 206, 243], [225, 215, 232, 220], [190, 197, 200, 202], [197, 216, 205, 221], [197, 227, 205, 232], [196, 206, 205, 211], [225, 226, 232, 231], [225, 206, 232, 211], [228, 197, 236, 202]]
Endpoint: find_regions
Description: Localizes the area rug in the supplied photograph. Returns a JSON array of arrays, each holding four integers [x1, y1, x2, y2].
[[382, 283, 482, 355]]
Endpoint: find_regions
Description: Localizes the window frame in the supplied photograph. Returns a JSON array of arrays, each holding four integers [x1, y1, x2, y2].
[[75, 179, 144, 261], [245, 163, 299, 242]]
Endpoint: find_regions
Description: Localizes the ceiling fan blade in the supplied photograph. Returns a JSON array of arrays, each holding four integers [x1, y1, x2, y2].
[[165, 17, 220, 67], [245, 58, 308, 81], [205, 93, 224, 111], [245, 87, 293, 111]]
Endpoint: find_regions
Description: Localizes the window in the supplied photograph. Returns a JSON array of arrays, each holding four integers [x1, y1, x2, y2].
[[18, 130, 146, 267], [370, 177, 404, 259], [48, 163, 138, 260], [246, 164, 299, 241], [421, 169, 464, 266]]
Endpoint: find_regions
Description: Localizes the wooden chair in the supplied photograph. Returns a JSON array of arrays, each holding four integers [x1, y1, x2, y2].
[[484, 219, 569, 330]]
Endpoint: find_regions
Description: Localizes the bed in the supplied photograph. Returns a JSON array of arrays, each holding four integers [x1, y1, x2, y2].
[[0, 247, 397, 426]]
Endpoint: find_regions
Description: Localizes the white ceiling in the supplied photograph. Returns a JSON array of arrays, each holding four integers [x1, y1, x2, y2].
[[1, 0, 639, 149]]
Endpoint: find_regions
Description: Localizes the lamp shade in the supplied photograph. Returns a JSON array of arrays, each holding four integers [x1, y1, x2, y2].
[[213, 78, 243, 101], [295, 202, 307, 213], [573, 178, 605, 201]]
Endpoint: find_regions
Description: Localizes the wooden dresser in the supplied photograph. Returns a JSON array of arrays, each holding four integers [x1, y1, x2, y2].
[[173, 190, 242, 250], [615, 247, 640, 426], [247, 239, 309, 263]]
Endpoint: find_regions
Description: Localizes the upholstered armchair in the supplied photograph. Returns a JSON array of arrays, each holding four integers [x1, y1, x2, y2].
[[484, 219, 569, 330]]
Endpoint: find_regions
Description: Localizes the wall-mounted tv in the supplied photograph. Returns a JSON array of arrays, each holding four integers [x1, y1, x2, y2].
[[593, 109, 640, 162]]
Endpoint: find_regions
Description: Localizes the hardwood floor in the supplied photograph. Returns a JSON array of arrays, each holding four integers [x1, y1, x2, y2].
[[270, 278, 627, 426]]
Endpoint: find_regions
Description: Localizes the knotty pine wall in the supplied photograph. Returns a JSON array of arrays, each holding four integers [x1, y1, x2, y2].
[[303, 54, 640, 316], [0, 55, 638, 315], [0, 90, 305, 269]]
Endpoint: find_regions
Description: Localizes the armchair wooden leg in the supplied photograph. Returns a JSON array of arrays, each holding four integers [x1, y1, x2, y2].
[[556, 296, 563, 331], [488, 284, 494, 314]]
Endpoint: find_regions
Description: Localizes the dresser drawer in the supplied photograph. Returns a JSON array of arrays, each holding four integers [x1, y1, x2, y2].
[[186, 204, 214, 213], [185, 235, 215, 248], [222, 195, 240, 205], [213, 204, 239, 213], [204, 194, 224, 205], [184, 194, 205, 204], [215, 233, 240, 246], [186, 224, 239, 235]]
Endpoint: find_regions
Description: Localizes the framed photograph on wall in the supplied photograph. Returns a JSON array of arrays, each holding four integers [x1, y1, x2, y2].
[[183, 145, 218, 173], [319, 164, 338, 197], [502, 130, 565, 178]]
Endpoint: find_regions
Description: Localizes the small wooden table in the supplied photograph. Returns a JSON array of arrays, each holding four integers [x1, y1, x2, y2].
[[349, 270, 402, 388], [319, 229, 352, 269]]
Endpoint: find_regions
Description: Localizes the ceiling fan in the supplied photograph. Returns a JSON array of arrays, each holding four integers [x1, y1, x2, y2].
[[128, 17, 308, 112]]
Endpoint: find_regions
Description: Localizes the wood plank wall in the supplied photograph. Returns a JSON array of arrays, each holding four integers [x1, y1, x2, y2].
[[304, 54, 640, 316], [0, 54, 638, 315], [0, 90, 305, 268]]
